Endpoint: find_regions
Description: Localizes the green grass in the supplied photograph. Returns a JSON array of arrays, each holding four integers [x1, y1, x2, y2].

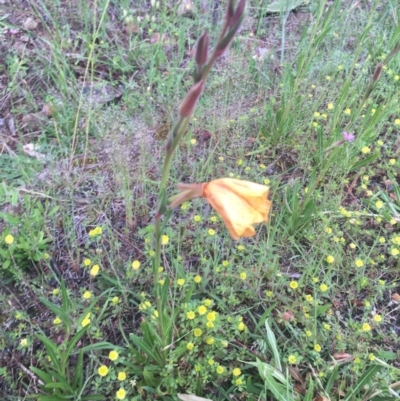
[[1, 0, 400, 400]]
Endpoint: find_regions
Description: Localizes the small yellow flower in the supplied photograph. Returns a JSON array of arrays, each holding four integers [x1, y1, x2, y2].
[[312, 277, 319, 283], [187, 342, 194, 350], [4, 234, 14, 245], [232, 368, 241, 377], [53, 317, 62, 325], [237, 245, 244, 251], [368, 354, 375, 361], [83, 258, 91, 266], [305, 294, 313, 302], [118, 372, 126, 381], [361, 146, 371, 154], [305, 330, 312, 337], [109, 350, 119, 361], [52, 288, 60, 296], [394, 119, 400, 125], [20, 338, 28, 347], [197, 305, 207, 315], [207, 311, 217, 322], [265, 290, 273, 297], [325, 227, 332, 234], [161, 235, 169, 245], [216, 365, 225, 374], [204, 299, 212, 306], [362, 323, 371, 332], [238, 322, 246, 331], [194, 215, 201, 222], [194, 328, 202, 337], [210, 216, 217, 222], [326, 76, 331, 81], [389, 159, 396, 165], [373, 314, 382, 323], [116, 388, 126, 400], [89, 226, 102, 237], [288, 355, 297, 364], [194, 275, 202, 283], [237, 159, 243, 166], [375, 201, 383, 209], [344, 108, 351, 115], [131, 260, 141, 270], [391, 248, 399, 256], [112, 296, 119, 304], [186, 311, 196, 320], [235, 378, 243, 386], [81, 313, 91, 327], [90, 264, 100, 276], [208, 229, 215, 236], [320, 283, 328, 292], [395, 75, 399, 81], [314, 344, 322, 352], [326, 255, 335, 264], [205, 337, 215, 345], [314, 111, 320, 117], [98, 365, 109, 377], [177, 278, 185, 286], [83, 291, 91, 299], [323, 323, 330, 331], [181, 202, 189, 210], [239, 272, 247, 280], [355, 259, 364, 268], [190, 138, 197, 145], [207, 358, 214, 365], [289, 281, 299, 289]]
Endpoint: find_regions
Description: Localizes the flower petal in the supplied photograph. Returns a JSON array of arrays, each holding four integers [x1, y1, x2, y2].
[[203, 178, 271, 240]]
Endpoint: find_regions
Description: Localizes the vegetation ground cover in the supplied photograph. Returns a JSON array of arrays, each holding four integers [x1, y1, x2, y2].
[[0, 0, 400, 400]]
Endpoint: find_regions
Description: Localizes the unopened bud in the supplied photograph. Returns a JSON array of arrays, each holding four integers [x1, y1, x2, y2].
[[226, 0, 235, 23], [229, 0, 246, 28], [373, 62, 383, 82], [195, 31, 209, 66], [179, 81, 204, 117]]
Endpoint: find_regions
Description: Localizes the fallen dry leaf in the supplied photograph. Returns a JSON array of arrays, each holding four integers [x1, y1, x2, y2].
[[22, 143, 45, 159], [392, 293, 400, 302], [23, 17, 38, 30]]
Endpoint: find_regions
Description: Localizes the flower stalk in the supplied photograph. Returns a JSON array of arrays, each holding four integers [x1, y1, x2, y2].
[[151, 0, 247, 349]]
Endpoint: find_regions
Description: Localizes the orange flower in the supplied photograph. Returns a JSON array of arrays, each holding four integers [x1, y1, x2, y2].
[[169, 178, 271, 240]]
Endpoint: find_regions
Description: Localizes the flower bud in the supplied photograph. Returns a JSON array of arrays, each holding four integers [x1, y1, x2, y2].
[[373, 62, 383, 82], [229, 0, 246, 28], [179, 81, 204, 117], [226, 0, 235, 23], [195, 31, 209, 66]]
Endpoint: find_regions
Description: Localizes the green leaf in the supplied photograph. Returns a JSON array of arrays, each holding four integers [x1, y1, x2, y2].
[[81, 395, 106, 401], [129, 333, 163, 366], [79, 342, 116, 353], [303, 378, 314, 401], [344, 365, 381, 400], [72, 349, 83, 389], [265, 319, 282, 371], [30, 366, 53, 385], [64, 327, 88, 362], [350, 152, 379, 172], [36, 335, 62, 373]]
